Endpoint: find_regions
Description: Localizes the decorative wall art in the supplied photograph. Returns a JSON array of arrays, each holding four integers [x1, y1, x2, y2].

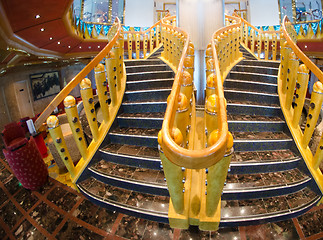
[[30, 71, 60, 101]]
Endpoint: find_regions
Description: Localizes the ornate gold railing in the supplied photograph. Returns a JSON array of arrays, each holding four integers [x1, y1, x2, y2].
[[279, 16, 323, 205], [34, 18, 125, 185], [123, 18, 166, 60], [158, 15, 241, 230], [233, 13, 282, 61]]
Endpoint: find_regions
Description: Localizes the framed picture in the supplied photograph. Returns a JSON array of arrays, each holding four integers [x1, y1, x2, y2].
[[30, 71, 60, 101]]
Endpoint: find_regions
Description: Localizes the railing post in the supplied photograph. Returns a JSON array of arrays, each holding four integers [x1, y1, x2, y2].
[[158, 129, 185, 214], [94, 64, 110, 122], [174, 93, 190, 146], [150, 28, 155, 53], [280, 42, 292, 93], [205, 94, 219, 138], [250, 29, 255, 53], [105, 51, 117, 106], [64, 96, 88, 159], [80, 78, 99, 141], [143, 34, 148, 57], [272, 33, 277, 61], [244, 24, 248, 46], [156, 25, 160, 45], [47, 115, 76, 178], [135, 33, 140, 59], [127, 33, 133, 59], [180, 70, 193, 104], [118, 35, 124, 78], [292, 64, 309, 128], [313, 135, 323, 169], [285, 52, 299, 110], [264, 34, 269, 60], [257, 33, 262, 59], [303, 82, 323, 147]]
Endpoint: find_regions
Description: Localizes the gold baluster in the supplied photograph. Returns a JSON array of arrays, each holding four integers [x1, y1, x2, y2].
[[280, 42, 292, 93], [292, 64, 309, 128], [250, 29, 255, 53], [127, 33, 133, 60], [156, 25, 160, 45], [94, 64, 110, 122], [143, 34, 148, 58], [257, 33, 262, 59], [80, 78, 99, 141], [205, 94, 219, 136], [64, 96, 88, 159], [303, 81, 323, 147], [180, 70, 193, 103], [244, 24, 248, 46], [105, 51, 117, 106], [272, 34, 277, 61], [264, 34, 269, 60], [173, 93, 190, 145], [313, 134, 323, 169], [135, 33, 140, 59], [47, 115, 76, 178], [285, 52, 299, 110], [150, 28, 154, 53]]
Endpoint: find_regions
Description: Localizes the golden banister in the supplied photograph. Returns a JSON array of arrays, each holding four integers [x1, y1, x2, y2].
[[34, 19, 122, 131], [233, 13, 282, 61], [123, 14, 169, 60], [279, 16, 323, 204]]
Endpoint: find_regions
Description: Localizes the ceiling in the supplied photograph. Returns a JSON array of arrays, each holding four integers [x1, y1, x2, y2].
[[0, 0, 109, 72]]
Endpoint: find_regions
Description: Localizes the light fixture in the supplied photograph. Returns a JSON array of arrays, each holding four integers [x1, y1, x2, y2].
[[98, 46, 100, 48], [79, 46, 82, 49], [58, 41, 61, 45], [305, 45, 308, 48], [35, 15, 40, 19], [68, 46, 71, 48], [49, 37, 53, 40], [40, 28, 45, 31], [89, 46, 91, 49]]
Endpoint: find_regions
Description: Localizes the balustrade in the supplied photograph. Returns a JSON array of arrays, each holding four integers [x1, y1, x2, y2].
[[279, 16, 323, 205]]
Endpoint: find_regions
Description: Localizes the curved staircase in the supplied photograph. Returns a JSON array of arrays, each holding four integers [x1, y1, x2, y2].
[[76, 52, 322, 227]]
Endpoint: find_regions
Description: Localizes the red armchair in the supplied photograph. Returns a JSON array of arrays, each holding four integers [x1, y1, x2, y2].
[[2, 122, 48, 190]]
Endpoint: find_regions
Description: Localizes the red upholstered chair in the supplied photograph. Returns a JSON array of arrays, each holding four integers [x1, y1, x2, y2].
[[2, 122, 48, 190]]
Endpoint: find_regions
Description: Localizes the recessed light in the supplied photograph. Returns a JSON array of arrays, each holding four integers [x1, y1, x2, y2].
[[68, 46, 71, 48], [40, 28, 45, 31], [58, 41, 61, 45], [49, 37, 53, 40], [89, 46, 91, 49], [35, 15, 40, 19], [305, 45, 307, 48], [79, 46, 82, 49], [98, 46, 100, 48]]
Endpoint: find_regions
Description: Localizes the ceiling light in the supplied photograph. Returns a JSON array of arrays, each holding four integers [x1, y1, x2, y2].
[[98, 46, 100, 48], [68, 46, 71, 48], [49, 37, 53, 40], [89, 46, 91, 49], [35, 15, 40, 19], [79, 46, 82, 49], [58, 41, 61, 44], [40, 28, 45, 31], [305, 45, 307, 48]]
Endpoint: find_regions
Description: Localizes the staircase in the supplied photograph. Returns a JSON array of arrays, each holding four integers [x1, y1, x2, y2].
[[76, 52, 322, 227]]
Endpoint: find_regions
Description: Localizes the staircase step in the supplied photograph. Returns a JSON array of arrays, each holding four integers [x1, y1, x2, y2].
[[117, 112, 164, 129], [126, 78, 173, 91], [127, 71, 174, 81], [224, 79, 277, 94], [225, 89, 279, 105], [78, 177, 319, 227], [228, 71, 277, 84], [125, 59, 163, 66], [126, 64, 168, 73], [232, 131, 293, 151], [234, 65, 279, 75], [122, 101, 167, 113], [109, 127, 158, 148], [239, 59, 280, 68], [124, 88, 171, 102], [227, 100, 282, 118]]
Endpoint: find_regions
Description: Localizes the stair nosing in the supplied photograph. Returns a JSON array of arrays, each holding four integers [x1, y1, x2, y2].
[[127, 70, 173, 76], [122, 101, 166, 105], [109, 132, 158, 139], [225, 79, 277, 87], [126, 78, 173, 84], [126, 64, 168, 68], [125, 88, 171, 94], [235, 65, 279, 70], [225, 89, 278, 97], [230, 71, 277, 78], [118, 116, 163, 120], [234, 139, 293, 143], [227, 102, 280, 109], [99, 149, 160, 160], [228, 120, 285, 124], [230, 156, 301, 166]]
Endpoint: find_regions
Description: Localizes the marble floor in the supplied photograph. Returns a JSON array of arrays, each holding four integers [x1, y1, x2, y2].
[[0, 157, 323, 240]]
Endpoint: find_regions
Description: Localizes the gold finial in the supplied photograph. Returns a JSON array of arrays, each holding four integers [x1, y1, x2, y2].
[[80, 78, 92, 89], [47, 115, 59, 128], [64, 95, 76, 108]]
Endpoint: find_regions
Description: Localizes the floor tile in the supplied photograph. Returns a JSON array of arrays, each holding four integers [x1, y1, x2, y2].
[[13, 219, 46, 240], [297, 208, 323, 237], [0, 201, 23, 229], [142, 221, 173, 240], [14, 188, 39, 212], [115, 215, 148, 239]]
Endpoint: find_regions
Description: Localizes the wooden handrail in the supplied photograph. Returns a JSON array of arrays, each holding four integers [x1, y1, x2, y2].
[[34, 18, 122, 130], [160, 16, 242, 169], [282, 16, 323, 81]]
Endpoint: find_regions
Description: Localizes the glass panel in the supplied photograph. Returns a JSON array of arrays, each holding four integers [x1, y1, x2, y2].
[[73, 0, 82, 17], [295, 0, 322, 21], [279, 0, 294, 22]]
